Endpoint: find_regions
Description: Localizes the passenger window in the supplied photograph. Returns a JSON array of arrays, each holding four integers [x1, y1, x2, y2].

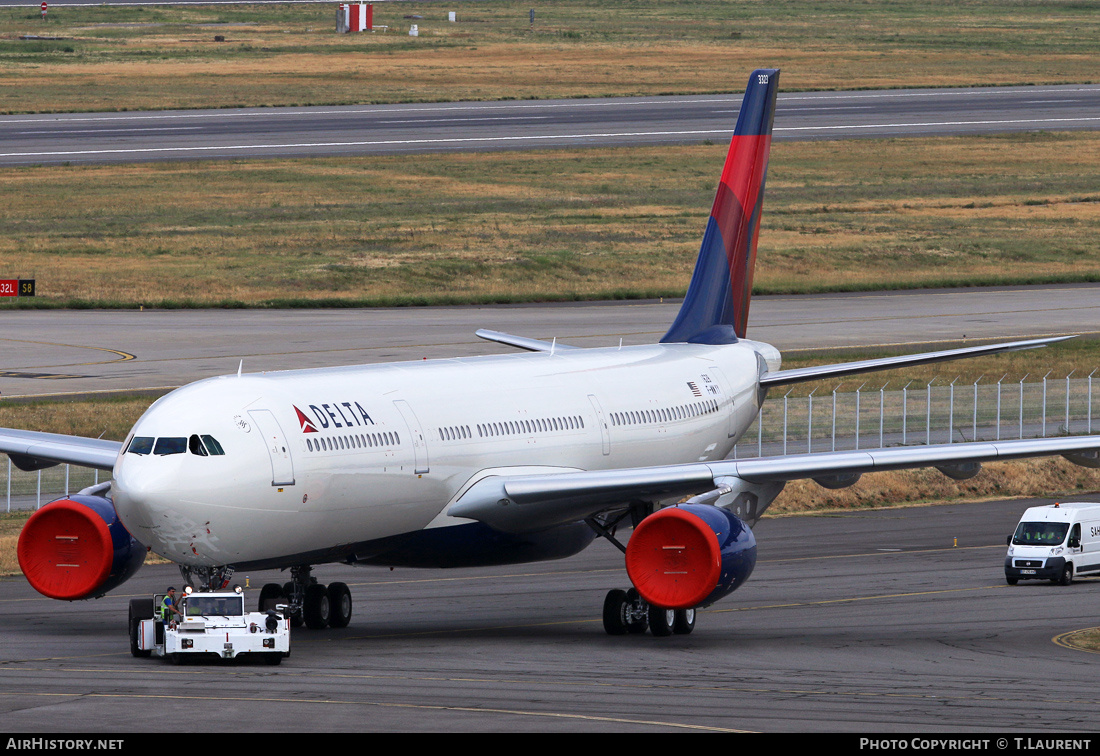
[[127, 436, 154, 455], [153, 437, 187, 456]]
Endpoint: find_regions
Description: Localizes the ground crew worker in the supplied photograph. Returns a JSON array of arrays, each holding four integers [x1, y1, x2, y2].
[[161, 587, 184, 626]]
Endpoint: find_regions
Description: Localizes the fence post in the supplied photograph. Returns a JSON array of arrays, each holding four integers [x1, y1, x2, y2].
[[1042, 371, 1052, 438], [1066, 371, 1075, 435], [855, 382, 866, 450], [926, 380, 934, 446], [808, 387, 817, 454], [783, 389, 792, 456], [972, 375, 982, 443], [996, 374, 1006, 441], [1019, 374, 1029, 439], [831, 385, 838, 452], [1090, 369, 1097, 434], [757, 405, 763, 457], [948, 377, 957, 444], [902, 381, 912, 445], [6, 458, 9, 513], [879, 382, 887, 449]]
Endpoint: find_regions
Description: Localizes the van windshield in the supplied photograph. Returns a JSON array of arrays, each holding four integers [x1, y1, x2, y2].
[[1012, 522, 1069, 546]]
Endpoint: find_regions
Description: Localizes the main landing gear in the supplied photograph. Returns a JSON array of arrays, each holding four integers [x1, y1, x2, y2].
[[602, 588, 696, 637], [256, 565, 353, 630], [588, 506, 698, 638]]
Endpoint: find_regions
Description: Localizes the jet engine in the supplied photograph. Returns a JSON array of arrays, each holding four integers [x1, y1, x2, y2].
[[17, 493, 145, 600], [624, 503, 756, 610]]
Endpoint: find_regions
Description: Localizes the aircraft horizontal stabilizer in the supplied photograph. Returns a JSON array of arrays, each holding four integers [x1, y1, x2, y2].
[[759, 336, 1074, 387], [475, 329, 580, 353]]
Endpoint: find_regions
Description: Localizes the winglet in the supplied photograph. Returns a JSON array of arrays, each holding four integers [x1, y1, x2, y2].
[[661, 69, 780, 345]]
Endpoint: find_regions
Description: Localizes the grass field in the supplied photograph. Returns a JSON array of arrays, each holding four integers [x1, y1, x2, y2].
[[0, 0, 1096, 114], [3, 131, 1099, 307]]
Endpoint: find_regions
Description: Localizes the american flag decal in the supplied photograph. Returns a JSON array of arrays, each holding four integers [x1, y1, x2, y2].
[[687, 382, 702, 397]]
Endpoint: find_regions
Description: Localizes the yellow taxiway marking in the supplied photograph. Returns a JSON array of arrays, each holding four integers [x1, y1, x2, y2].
[[0, 690, 750, 732], [0, 337, 135, 368], [1052, 627, 1100, 654]]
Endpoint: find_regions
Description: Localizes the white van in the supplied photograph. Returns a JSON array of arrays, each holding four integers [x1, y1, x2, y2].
[[1005, 502, 1100, 585]]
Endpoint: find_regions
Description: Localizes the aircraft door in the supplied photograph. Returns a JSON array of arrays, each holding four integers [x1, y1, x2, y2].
[[588, 394, 611, 455], [248, 409, 296, 486], [394, 399, 430, 474]]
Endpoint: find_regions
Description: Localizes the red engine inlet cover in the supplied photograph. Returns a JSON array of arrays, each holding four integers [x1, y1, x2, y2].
[[625, 507, 721, 610], [17, 499, 114, 600]]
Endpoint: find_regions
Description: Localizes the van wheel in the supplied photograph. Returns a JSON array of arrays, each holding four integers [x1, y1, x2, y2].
[[1006, 577, 1018, 586], [1058, 565, 1073, 586]]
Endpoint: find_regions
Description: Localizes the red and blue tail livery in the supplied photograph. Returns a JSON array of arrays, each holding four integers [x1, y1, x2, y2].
[[661, 68, 780, 345]]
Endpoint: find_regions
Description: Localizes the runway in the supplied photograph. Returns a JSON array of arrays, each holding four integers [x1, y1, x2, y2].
[[2, 83, 1099, 165], [1, 283, 1097, 399], [3, 496, 1100, 732]]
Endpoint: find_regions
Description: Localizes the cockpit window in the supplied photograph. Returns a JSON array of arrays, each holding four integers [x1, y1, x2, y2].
[[189, 435, 208, 456], [201, 435, 225, 455], [127, 437, 154, 455], [153, 437, 187, 456]]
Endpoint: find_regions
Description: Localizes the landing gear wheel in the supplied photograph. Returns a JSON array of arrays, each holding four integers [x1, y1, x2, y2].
[[648, 605, 675, 637], [304, 583, 331, 629], [624, 588, 648, 634], [282, 581, 304, 627], [673, 608, 696, 635], [602, 589, 629, 635], [327, 582, 352, 628]]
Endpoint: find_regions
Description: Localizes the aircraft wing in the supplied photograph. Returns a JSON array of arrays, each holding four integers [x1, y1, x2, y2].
[[448, 434, 1100, 533], [0, 428, 121, 472], [760, 336, 1072, 387]]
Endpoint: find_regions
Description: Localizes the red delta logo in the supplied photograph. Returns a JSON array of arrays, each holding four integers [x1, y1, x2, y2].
[[294, 406, 319, 433]]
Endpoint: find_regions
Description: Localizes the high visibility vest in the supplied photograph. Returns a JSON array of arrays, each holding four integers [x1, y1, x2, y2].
[[161, 596, 174, 621]]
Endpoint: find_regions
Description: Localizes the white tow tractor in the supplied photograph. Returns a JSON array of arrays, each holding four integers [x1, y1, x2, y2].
[[128, 585, 290, 664]]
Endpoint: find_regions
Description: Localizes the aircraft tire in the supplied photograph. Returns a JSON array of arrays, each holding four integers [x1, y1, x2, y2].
[[648, 605, 675, 637], [602, 589, 629, 635], [304, 583, 330, 629], [327, 582, 352, 628], [673, 608, 696, 635]]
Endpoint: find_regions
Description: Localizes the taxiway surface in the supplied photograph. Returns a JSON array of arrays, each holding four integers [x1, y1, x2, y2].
[[2, 283, 1098, 399], [3, 496, 1100, 732]]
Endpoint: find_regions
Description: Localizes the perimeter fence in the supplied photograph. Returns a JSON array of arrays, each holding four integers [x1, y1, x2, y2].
[[729, 372, 1098, 459], [3, 372, 1098, 511]]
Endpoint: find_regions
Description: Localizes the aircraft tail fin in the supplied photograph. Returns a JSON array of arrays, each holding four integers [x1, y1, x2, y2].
[[661, 69, 780, 345]]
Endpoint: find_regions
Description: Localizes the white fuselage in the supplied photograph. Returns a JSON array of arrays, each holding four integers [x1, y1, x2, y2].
[[111, 340, 777, 568]]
